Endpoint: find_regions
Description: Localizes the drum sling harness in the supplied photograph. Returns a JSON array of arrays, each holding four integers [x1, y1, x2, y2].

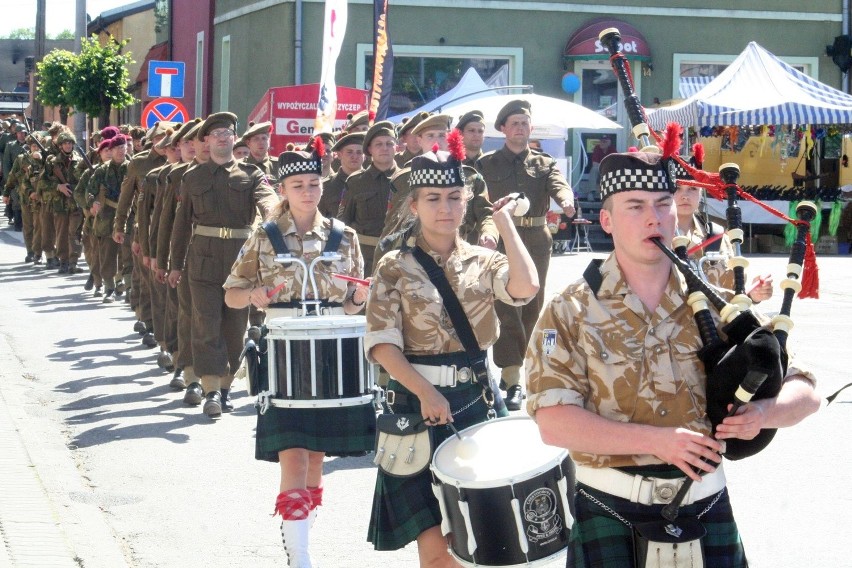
[[412, 246, 497, 418], [261, 217, 345, 310]]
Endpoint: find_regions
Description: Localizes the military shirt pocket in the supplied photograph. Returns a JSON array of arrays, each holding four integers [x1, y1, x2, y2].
[[353, 190, 382, 217], [524, 161, 552, 179], [670, 339, 706, 404], [227, 177, 253, 213], [195, 186, 216, 216], [584, 334, 641, 421]]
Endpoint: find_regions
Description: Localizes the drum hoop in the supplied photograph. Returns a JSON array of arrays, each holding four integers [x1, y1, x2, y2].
[[267, 393, 374, 409], [430, 416, 569, 489], [265, 327, 366, 340], [450, 546, 569, 568]]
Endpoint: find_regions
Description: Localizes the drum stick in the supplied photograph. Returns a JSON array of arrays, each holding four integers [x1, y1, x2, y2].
[[267, 282, 288, 298], [446, 422, 463, 441], [332, 273, 371, 286]]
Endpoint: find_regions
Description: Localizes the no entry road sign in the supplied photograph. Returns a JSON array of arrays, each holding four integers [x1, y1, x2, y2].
[[141, 97, 190, 129]]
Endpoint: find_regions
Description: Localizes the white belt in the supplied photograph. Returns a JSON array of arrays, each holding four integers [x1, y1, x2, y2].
[[266, 306, 345, 319], [575, 464, 726, 506], [407, 363, 474, 388]]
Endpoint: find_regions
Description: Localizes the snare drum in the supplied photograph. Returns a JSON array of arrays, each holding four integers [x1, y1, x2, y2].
[[431, 416, 574, 567], [263, 315, 375, 408]]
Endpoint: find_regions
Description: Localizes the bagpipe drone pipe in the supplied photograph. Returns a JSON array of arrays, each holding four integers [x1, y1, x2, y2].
[[598, 27, 820, 462]]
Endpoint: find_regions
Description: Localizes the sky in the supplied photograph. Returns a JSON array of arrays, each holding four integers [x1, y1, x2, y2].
[[1, 0, 138, 37]]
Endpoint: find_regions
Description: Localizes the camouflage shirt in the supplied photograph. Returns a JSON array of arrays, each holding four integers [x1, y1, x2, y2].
[[525, 254, 813, 469], [224, 210, 363, 304], [683, 214, 735, 291], [364, 236, 533, 363]]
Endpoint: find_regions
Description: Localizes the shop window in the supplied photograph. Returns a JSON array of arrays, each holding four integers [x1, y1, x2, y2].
[[356, 45, 523, 116]]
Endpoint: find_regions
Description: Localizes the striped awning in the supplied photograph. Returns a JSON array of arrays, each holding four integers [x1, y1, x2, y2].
[[649, 42, 852, 128], [679, 76, 714, 99]]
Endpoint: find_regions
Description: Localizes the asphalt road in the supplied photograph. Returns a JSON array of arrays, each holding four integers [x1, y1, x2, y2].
[[0, 219, 850, 568]]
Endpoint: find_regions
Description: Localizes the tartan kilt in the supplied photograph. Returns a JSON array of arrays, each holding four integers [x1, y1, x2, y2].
[[367, 379, 509, 551], [255, 401, 376, 462], [568, 483, 746, 568]]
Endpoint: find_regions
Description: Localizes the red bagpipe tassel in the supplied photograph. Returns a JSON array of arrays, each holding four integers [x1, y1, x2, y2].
[[799, 232, 819, 299]]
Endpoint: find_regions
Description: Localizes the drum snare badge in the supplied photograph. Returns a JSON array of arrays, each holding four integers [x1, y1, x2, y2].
[[523, 488, 563, 545]]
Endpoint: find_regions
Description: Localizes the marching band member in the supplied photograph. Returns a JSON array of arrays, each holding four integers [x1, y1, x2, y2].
[[223, 139, 373, 567], [364, 136, 538, 567]]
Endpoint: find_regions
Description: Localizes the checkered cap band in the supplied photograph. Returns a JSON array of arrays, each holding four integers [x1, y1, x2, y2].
[[409, 166, 463, 188], [600, 167, 673, 200], [672, 161, 693, 180], [277, 159, 321, 181]]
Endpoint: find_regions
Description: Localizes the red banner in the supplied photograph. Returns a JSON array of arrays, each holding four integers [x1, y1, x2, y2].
[[248, 84, 369, 156]]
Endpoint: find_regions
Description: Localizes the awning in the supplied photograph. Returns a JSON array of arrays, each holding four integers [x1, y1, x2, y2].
[[563, 18, 651, 61]]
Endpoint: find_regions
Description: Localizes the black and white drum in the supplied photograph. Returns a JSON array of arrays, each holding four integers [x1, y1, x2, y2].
[[431, 416, 574, 567], [260, 314, 375, 410]]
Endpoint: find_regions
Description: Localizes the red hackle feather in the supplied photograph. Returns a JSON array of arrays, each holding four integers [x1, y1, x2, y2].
[[368, 110, 376, 123], [692, 143, 705, 169], [799, 232, 819, 298], [446, 129, 466, 162], [661, 122, 683, 160], [312, 135, 325, 159], [431, 143, 440, 153]]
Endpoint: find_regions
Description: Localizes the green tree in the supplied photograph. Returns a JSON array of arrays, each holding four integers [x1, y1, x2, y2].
[[35, 49, 77, 124], [52, 29, 75, 40], [64, 35, 135, 126], [5, 27, 35, 40]]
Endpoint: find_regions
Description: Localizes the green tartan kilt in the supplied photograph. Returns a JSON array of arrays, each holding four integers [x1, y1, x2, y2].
[[367, 379, 509, 551], [254, 401, 377, 462], [568, 482, 746, 568]]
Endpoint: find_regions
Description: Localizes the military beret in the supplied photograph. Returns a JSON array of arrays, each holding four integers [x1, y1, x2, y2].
[[107, 135, 129, 149], [148, 121, 178, 141], [331, 132, 365, 152], [495, 99, 531, 129], [100, 126, 121, 141], [598, 151, 676, 203], [363, 121, 396, 155], [129, 126, 147, 140], [183, 118, 205, 141], [412, 113, 452, 136], [173, 118, 202, 145], [314, 131, 336, 149], [345, 110, 370, 132], [197, 112, 238, 139], [233, 136, 248, 150], [398, 112, 429, 138], [155, 127, 178, 149], [456, 110, 485, 132], [97, 139, 112, 153], [241, 120, 272, 139]]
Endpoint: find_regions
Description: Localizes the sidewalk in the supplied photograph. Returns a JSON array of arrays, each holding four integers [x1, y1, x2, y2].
[[0, 218, 128, 568]]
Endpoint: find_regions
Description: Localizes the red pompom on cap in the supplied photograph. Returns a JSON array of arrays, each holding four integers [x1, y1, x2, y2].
[[446, 129, 466, 162]]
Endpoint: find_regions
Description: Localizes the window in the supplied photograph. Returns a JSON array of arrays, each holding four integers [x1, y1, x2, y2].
[[356, 45, 523, 116], [154, 0, 170, 46], [673, 53, 819, 99], [220, 36, 231, 111], [196, 32, 204, 116]]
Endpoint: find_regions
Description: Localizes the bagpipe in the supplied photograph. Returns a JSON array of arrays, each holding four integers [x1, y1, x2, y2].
[[598, 27, 819, 464]]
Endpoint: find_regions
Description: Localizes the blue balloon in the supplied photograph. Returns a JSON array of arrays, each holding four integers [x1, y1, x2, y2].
[[561, 73, 581, 94]]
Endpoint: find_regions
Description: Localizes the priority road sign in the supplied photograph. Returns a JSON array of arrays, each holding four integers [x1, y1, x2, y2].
[[148, 60, 186, 99], [141, 97, 190, 129]]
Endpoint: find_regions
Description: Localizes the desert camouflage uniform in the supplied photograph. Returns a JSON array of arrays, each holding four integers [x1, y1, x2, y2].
[[525, 254, 814, 567], [682, 213, 736, 291], [365, 236, 533, 551], [224, 210, 374, 461]]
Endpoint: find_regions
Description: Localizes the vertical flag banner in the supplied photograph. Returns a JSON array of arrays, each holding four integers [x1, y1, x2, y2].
[[315, 0, 348, 133], [368, 0, 393, 123]]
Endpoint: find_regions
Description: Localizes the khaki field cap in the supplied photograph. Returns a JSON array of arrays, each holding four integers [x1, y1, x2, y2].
[[362, 121, 396, 154], [198, 112, 238, 139], [241, 121, 272, 139], [411, 113, 452, 136], [331, 132, 365, 152], [456, 110, 485, 131], [495, 99, 531, 129], [397, 111, 429, 137]]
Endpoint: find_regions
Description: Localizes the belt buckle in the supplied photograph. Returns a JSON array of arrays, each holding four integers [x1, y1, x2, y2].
[[456, 366, 472, 383], [653, 480, 679, 504], [520, 216, 532, 227], [218, 227, 230, 238], [386, 390, 395, 406]]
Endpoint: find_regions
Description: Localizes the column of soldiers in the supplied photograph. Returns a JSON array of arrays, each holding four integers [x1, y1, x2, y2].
[[3, 98, 573, 417]]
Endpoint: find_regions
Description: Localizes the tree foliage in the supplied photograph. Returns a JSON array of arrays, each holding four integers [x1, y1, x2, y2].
[[35, 49, 76, 122], [63, 35, 136, 126], [53, 29, 74, 40], [5, 27, 35, 40]]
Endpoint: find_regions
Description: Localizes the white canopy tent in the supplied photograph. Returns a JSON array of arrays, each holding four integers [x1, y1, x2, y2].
[[648, 42, 852, 128], [386, 67, 496, 123]]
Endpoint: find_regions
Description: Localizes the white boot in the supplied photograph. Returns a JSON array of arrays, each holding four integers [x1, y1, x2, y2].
[[280, 518, 313, 568]]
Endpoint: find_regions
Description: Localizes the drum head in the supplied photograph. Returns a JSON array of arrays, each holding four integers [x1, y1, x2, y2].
[[266, 315, 366, 339], [432, 416, 567, 487]]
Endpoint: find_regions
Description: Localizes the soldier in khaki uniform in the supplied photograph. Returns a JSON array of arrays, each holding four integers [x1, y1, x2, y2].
[[365, 145, 538, 563], [318, 132, 363, 219], [161, 119, 204, 393], [73, 141, 109, 293], [241, 121, 277, 178], [2, 124, 28, 232], [7, 135, 45, 261], [88, 135, 130, 302], [457, 110, 486, 167], [39, 131, 81, 273], [525, 151, 819, 567], [475, 99, 575, 409], [168, 112, 279, 418], [393, 111, 427, 168], [337, 121, 399, 276]]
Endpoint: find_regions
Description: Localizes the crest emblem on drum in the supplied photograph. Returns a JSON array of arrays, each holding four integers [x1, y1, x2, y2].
[[542, 329, 557, 357], [396, 416, 410, 431], [524, 488, 563, 544]]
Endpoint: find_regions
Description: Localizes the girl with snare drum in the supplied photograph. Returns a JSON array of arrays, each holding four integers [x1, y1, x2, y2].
[[365, 132, 539, 567], [224, 138, 373, 567]]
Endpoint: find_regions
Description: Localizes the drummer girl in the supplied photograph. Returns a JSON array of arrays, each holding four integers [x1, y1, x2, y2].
[[223, 137, 374, 566], [673, 149, 773, 302], [364, 133, 539, 567]]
